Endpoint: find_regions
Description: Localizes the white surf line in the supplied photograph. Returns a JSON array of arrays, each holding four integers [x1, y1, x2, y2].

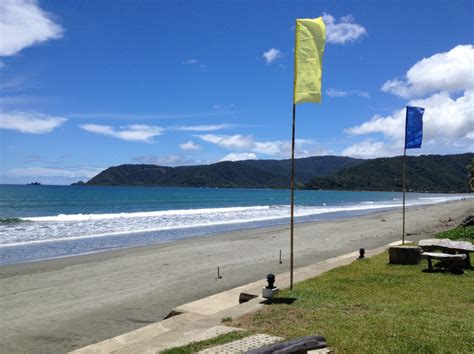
[[1, 196, 468, 248], [23, 206, 272, 222]]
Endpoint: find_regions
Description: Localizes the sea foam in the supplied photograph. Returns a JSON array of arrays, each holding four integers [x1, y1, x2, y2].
[[0, 195, 467, 248]]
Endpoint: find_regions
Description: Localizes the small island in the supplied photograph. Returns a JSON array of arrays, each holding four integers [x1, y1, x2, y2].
[[71, 181, 86, 186], [27, 182, 42, 186]]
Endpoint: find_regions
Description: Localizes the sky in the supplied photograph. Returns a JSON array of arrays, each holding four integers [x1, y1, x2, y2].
[[0, 0, 473, 185]]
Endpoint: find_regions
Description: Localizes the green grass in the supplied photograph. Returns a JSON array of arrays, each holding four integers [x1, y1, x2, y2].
[[234, 252, 474, 353], [435, 225, 474, 242], [159, 331, 250, 354]]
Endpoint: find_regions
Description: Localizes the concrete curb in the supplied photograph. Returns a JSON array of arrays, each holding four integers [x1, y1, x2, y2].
[[70, 240, 402, 353]]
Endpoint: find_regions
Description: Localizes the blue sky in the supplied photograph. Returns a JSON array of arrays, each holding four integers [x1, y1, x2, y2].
[[0, 0, 473, 184]]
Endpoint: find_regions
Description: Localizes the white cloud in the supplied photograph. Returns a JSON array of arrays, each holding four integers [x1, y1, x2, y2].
[[0, 111, 66, 133], [262, 48, 281, 64], [181, 58, 207, 71], [344, 90, 474, 156], [409, 91, 474, 141], [197, 134, 329, 158], [253, 141, 284, 156], [181, 58, 198, 65], [343, 45, 474, 158], [80, 124, 164, 143], [220, 152, 257, 162], [252, 139, 328, 158], [341, 140, 395, 158], [322, 13, 367, 44], [179, 141, 201, 151], [259, 139, 329, 158], [0, 0, 64, 56], [326, 88, 370, 98], [347, 90, 474, 143], [381, 45, 474, 98], [7, 166, 102, 178], [346, 113, 404, 139], [196, 134, 254, 149], [172, 124, 232, 132]]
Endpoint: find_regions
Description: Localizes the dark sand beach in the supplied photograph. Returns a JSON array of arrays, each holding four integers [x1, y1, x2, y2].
[[0, 199, 472, 353]]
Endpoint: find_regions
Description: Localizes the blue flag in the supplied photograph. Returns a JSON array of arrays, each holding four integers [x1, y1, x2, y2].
[[405, 106, 424, 149]]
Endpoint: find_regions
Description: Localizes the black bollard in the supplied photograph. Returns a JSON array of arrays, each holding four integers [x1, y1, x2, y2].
[[266, 273, 276, 289], [358, 248, 365, 259]]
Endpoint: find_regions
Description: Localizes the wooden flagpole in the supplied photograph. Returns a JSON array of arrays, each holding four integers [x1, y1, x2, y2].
[[290, 103, 296, 289]]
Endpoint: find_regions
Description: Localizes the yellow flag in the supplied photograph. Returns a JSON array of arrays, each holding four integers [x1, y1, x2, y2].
[[293, 17, 326, 104]]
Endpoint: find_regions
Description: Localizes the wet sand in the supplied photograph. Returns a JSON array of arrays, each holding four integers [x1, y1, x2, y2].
[[0, 199, 472, 353]]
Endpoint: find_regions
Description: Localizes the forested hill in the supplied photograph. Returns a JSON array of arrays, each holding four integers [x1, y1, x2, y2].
[[85, 156, 363, 188], [304, 153, 473, 193]]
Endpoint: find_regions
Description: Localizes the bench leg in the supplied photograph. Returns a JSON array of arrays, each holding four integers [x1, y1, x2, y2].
[[426, 257, 434, 272], [464, 253, 472, 269], [447, 259, 465, 275]]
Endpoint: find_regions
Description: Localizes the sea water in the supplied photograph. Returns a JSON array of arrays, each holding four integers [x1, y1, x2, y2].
[[0, 185, 470, 265]]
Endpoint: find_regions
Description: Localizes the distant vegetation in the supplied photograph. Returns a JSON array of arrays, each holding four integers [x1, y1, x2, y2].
[[85, 156, 362, 189], [304, 153, 473, 193], [82, 153, 473, 193]]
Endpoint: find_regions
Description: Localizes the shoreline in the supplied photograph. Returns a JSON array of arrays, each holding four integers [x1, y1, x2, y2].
[[0, 205, 402, 267], [0, 199, 472, 353], [2, 195, 470, 266]]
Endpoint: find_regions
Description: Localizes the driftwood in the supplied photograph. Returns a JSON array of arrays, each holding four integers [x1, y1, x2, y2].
[[245, 335, 326, 354]]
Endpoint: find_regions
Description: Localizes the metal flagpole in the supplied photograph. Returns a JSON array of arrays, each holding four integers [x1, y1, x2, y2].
[[289, 17, 325, 290], [402, 147, 407, 245], [290, 103, 296, 290], [402, 114, 408, 245]]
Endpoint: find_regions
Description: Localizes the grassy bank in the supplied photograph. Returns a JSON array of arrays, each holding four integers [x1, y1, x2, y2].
[[233, 251, 473, 353], [436, 225, 473, 241]]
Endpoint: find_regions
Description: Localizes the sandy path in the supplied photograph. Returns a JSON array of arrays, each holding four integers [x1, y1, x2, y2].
[[0, 200, 472, 353]]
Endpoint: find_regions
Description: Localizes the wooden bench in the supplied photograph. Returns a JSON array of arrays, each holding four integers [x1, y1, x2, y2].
[[245, 335, 327, 354], [421, 252, 467, 274]]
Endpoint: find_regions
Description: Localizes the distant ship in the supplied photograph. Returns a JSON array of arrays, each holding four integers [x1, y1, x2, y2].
[[27, 182, 41, 186]]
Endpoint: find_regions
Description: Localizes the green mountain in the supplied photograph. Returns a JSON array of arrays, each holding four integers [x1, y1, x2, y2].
[[239, 155, 363, 183], [85, 156, 363, 188], [304, 153, 473, 193]]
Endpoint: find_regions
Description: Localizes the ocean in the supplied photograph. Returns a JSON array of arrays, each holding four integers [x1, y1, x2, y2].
[[0, 185, 470, 265]]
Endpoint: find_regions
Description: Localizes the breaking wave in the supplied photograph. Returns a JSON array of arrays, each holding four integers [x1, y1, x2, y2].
[[0, 195, 468, 248]]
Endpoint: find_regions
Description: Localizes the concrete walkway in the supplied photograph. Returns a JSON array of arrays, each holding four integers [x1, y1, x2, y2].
[[71, 240, 402, 354]]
